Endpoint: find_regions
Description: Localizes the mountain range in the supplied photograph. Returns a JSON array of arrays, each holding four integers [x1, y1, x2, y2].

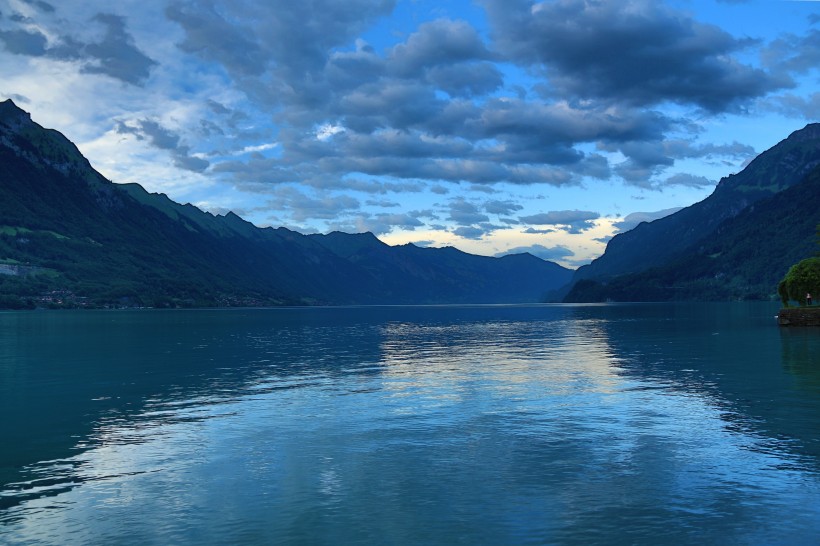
[[0, 100, 571, 309], [3, 99, 818, 308], [563, 124, 820, 302]]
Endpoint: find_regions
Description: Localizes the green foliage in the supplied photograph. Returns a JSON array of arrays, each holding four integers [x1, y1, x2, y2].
[[565, 165, 820, 303], [779, 257, 820, 307], [576, 124, 820, 284], [0, 101, 573, 309], [779, 279, 790, 307]]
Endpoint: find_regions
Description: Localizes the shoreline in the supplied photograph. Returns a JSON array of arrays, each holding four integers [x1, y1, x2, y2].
[[777, 306, 820, 326]]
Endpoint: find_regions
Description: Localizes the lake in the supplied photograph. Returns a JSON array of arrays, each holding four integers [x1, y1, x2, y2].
[[2, 303, 820, 544]]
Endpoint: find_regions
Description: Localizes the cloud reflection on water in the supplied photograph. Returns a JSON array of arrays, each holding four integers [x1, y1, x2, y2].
[[2, 304, 820, 544]]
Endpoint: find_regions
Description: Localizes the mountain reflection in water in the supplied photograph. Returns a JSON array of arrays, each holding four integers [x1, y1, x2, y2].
[[2, 303, 820, 544]]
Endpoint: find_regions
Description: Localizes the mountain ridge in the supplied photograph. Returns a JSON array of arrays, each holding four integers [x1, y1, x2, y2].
[[0, 99, 571, 308], [563, 124, 820, 302], [573, 122, 820, 285]]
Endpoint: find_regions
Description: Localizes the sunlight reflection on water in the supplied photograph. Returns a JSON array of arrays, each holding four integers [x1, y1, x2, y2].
[[2, 304, 820, 544]]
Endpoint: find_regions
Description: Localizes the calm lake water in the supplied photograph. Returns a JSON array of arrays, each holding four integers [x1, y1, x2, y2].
[[2, 303, 820, 544]]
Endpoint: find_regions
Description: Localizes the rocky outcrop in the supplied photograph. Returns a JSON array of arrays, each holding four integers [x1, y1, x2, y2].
[[777, 307, 820, 326]]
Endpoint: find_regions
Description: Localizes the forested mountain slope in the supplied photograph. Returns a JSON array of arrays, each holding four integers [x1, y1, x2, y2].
[[564, 134, 820, 302], [0, 100, 569, 308], [572, 123, 820, 286]]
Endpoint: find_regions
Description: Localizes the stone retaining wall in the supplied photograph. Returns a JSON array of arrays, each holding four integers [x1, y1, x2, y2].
[[777, 307, 820, 326]]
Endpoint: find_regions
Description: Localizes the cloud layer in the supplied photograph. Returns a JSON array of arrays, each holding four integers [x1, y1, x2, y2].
[[0, 0, 815, 265]]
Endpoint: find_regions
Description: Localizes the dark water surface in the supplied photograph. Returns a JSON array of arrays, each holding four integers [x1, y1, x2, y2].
[[2, 303, 820, 544]]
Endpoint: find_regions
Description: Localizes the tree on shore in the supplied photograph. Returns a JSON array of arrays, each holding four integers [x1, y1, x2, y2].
[[779, 225, 820, 307]]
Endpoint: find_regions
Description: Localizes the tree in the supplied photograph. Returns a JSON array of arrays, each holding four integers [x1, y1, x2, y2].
[[779, 257, 820, 306], [817, 223, 820, 254]]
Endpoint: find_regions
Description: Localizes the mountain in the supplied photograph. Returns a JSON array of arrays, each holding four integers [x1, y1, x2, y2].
[[310, 231, 572, 303], [0, 100, 570, 308], [564, 124, 820, 302]]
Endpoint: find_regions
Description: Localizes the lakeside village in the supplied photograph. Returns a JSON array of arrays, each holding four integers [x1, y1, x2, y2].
[[0, 288, 273, 310]]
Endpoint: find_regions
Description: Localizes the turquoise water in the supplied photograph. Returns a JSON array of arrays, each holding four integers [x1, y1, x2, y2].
[[1, 303, 820, 544]]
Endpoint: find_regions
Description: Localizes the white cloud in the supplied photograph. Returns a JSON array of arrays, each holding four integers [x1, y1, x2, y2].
[[316, 123, 346, 141], [0, 0, 815, 265]]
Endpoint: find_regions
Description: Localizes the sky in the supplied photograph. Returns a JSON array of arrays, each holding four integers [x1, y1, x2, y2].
[[1, 0, 819, 268]]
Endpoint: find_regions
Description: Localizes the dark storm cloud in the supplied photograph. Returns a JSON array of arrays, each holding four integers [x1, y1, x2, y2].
[[83, 13, 156, 85], [269, 187, 361, 222], [382, 18, 503, 97], [611, 140, 674, 186], [618, 141, 675, 170], [172, 153, 210, 173], [469, 184, 496, 194], [326, 42, 385, 92], [359, 211, 427, 234], [439, 198, 505, 239], [771, 93, 820, 119], [662, 140, 756, 161], [484, 199, 523, 216], [387, 18, 493, 78], [335, 129, 473, 160], [162, 0, 689, 190], [762, 29, 820, 76], [339, 81, 444, 131], [447, 198, 490, 226], [614, 161, 657, 187], [0, 28, 47, 55], [215, 151, 429, 192], [612, 207, 682, 233], [425, 62, 503, 98], [166, 0, 395, 106], [206, 100, 233, 116], [446, 98, 670, 146], [519, 210, 600, 234], [572, 153, 611, 179], [453, 226, 487, 240], [600, 137, 755, 187], [290, 96, 669, 186], [0, 9, 155, 85], [0, 92, 30, 104], [212, 156, 295, 185], [155, 0, 783, 200], [118, 119, 179, 149], [331, 178, 424, 195], [165, 2, 266, 77], [117, 119, 210, 173], [365, 199, 400, 208], [480, 0, 787, 112], [660, 173, 714, 189], [308, 146, 575, 186], [20, 0, 55, 12]]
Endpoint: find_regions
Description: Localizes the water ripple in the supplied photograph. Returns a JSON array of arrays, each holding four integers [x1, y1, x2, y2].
[[2, 304, 820, 544]]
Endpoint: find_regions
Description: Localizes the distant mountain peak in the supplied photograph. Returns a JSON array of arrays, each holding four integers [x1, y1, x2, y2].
[[786, 122, 820, 143], [499, 252, 542, 262], [0, 100, 106, 192], [569, 120, 820, 294], [0, 98, 25, 114], [0, 99, 33, 132], [0, 103, 576, 307]]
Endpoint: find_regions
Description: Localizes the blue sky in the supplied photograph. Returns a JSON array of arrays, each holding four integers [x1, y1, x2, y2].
[[1, 0, 818, 267]]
